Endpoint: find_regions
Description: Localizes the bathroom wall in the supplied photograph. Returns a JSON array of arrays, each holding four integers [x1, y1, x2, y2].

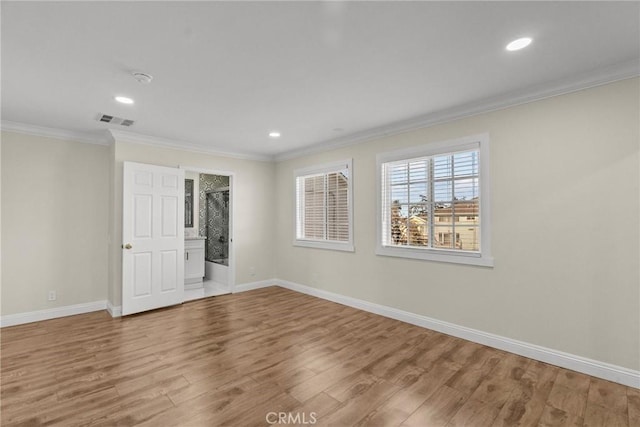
[[204, 189, 230, 262], [198, 174, 229, 261]]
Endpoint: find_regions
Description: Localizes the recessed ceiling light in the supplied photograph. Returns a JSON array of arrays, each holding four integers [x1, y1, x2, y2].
[[506, 37, 532, 52], [115, 96, 134, 105], [269, 131, 281, 138]]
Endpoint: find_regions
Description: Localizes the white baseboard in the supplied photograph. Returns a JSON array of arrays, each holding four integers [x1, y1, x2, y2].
[[1, 300, 107, 327], [233, 279, 275, 293], [3, 281, 637, 388], [274, 279, 640, 389], [107, 301, 122, 318]]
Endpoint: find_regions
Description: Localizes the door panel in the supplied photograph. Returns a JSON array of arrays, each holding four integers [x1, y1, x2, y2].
[[133, 252, 152, 297], [160, 250, 178, 292], [162, 173, 179, 189], [161, 196, 178, 237], [123, 161, 184, 315], [184, 247, 205, 280], [134, 195, 153, 238], [135, 170, 153, 186]]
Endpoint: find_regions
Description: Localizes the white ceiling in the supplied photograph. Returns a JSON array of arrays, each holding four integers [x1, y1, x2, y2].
[[2, 2, 639, 160]]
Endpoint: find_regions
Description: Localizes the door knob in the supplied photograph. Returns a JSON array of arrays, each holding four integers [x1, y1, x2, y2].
[[123, 243, 133, 249]]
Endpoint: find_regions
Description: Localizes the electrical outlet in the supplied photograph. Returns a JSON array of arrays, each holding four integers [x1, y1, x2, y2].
[[48, 291, 57, 301], [249, 267, 256, 277]]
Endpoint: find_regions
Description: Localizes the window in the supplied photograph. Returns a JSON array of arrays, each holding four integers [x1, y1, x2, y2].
[[376, 134, 493, 266], [294, 159, 354, 251]]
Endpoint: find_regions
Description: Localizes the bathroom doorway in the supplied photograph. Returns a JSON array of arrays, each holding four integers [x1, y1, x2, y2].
[[182, 166, 234, 300]]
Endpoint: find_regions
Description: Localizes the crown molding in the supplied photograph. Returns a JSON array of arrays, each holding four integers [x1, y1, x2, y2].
[[1, 120, 113, 145], [1, 120, 273, 162], [108, 129, 273, 162], [3, 59, 637, 163], [274, 59, 640, 162]]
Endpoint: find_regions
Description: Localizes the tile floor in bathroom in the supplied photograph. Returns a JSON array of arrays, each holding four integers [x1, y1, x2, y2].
[[184, 280, 230, 302], [203, 279, 230, 297]]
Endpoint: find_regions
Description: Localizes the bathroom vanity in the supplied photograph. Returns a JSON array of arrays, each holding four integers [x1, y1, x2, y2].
[[185, 237, 205, 287]]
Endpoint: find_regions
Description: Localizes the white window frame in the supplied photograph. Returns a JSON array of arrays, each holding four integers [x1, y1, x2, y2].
[[294, 159, 354, 252], [376, 133, 493, 267]]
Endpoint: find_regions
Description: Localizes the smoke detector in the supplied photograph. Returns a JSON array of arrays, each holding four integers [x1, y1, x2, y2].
[[133, 72, 153, 84]]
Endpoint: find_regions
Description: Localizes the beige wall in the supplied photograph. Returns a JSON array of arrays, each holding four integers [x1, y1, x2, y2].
[[274, 78, 640, 370], [1, 134, 3, 313], [108, 139, 276, 307], [1, 132, 276, 314], [1, 131, 110, 315]]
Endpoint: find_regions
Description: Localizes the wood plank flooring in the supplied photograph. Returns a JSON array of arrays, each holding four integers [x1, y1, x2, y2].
[[1, 286, 636, 426]]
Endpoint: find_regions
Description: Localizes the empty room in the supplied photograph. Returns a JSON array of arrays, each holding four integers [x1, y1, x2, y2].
[[1, 1, 638, 426]]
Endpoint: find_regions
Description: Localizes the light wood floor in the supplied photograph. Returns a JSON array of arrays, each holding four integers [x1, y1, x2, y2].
[[1, 286, 638, 426]]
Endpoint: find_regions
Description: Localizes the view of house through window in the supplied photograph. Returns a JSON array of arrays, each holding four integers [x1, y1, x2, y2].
[[383, 150, 480, 252]]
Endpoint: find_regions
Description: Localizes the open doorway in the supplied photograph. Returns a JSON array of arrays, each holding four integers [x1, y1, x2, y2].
[[182, 166, 234, 301]]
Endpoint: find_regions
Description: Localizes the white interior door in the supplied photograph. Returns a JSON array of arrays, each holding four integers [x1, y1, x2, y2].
[[122, 161, 184, 315]]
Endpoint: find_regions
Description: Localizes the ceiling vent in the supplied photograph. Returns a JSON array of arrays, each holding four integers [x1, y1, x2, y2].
[[97, 114, 135, 127]]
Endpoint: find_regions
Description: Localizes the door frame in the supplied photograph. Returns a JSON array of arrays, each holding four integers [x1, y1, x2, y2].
[[179, 165, 236, 293]]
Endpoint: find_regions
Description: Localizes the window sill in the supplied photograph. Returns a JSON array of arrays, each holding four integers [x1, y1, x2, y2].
[[376, 245, 494, 267], [294, 239, 355, 252]]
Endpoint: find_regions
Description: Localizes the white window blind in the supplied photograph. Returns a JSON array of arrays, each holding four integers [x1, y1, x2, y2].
[[377, 134, 493, 266], [295, 160, 353, 251], [382, 150, 479, 251]]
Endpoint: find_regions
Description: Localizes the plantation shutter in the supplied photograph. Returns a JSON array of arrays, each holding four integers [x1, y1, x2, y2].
[[302, 174, 326, 240], [381, 148, 480, 252], [296, 162, 350, 243], [326, 171, 349, 241]]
